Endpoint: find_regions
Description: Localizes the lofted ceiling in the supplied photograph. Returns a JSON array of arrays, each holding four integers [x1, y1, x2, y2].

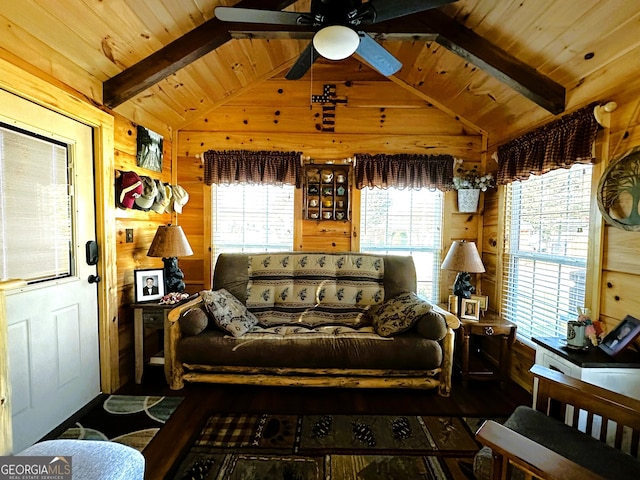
[[1, 1, 639, 144]]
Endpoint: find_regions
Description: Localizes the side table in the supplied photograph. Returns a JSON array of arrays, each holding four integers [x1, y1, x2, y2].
[[458, 313, 517, 386], [132, 302, 175, 384], [532, 336, 640, 399]]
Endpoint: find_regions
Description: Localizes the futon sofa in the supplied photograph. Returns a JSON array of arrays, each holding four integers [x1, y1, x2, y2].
[[165, 252, 460, 395]]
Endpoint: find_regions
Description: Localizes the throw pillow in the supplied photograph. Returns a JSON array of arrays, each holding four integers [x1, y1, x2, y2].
[[371, 292, 433, 337], [414, 310, 448, 341], [179, 306, 209, 337], [200, 289, 258, 337]]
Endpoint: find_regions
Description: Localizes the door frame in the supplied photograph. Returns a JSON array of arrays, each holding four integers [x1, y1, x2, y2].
[[0, 56, 119, 402]]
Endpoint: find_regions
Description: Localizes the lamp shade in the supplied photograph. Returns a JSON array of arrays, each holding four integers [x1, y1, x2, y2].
[[147, 224, 193, 258], [441, 240, 485, 273], [313, 25, 360, 60]]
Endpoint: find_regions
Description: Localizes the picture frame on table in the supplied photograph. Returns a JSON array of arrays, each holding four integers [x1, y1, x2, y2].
[[471, 294, 489, 311], [134, 268, 165, 303], [599, 315, 640, 356], [461, 298, 481, 321]]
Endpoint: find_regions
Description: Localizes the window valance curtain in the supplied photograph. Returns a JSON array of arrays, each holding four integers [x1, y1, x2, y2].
[[354, 153, 454, 191], [497, 103, 599, 185], [203, 150, 302, 187]]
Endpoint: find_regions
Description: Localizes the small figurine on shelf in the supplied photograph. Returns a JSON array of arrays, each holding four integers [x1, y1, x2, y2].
[[570, 307, 605, 347]]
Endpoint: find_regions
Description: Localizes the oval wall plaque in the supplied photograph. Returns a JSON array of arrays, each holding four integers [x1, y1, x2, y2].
[[597, 146, 640, 231]]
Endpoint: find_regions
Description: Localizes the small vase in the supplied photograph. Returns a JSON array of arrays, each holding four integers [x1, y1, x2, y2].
[[457, 189, 480, 213]]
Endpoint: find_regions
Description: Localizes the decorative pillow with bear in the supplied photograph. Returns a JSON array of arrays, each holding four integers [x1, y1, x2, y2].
[[179, 306, 209, 337], [371, 291, 433, 337], [200, 289, 258, 337]]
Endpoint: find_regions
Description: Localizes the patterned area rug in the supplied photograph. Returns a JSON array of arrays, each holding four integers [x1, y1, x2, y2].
[[57, 395, 183, 451], [173, 414, 493, 480]]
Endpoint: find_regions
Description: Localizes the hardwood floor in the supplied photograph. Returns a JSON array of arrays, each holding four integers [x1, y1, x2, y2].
[[116, 368, 532, 479]]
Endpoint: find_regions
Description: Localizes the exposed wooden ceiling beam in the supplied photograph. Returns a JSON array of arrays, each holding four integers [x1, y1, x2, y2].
[[212, 14, 566, 114], [104, 3, 565, 115], [414, 10, 566, 115], [103, 0, 297, 109]]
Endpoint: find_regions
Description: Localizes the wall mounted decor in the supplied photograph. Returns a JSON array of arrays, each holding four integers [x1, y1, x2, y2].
[[304, 164, 351, 221], [597, 145, 640, 230], [136, 125, 163, 173]]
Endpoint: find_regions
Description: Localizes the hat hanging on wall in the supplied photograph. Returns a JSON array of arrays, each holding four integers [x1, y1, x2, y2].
[[116, 171, 143, 209], [166, 185, 189, 214], [150, 179, 167, 214], [134, 176, 158, 211]]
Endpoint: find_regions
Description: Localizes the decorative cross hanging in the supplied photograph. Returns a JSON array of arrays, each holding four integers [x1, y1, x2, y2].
[[311, 84, 348, 132]]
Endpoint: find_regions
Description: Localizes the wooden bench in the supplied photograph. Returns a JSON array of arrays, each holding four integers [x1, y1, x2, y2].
[[474, 364, 640, 480]]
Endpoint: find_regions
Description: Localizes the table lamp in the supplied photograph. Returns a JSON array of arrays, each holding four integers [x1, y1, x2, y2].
[[441, 240, 485, 317], [147, 224, 193, 293]]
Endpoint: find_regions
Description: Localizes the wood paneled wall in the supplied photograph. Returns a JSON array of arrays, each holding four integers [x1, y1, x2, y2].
[[482, 82, 640, 393], [177, 66, 486, 300], [113, 113, 174, 386]]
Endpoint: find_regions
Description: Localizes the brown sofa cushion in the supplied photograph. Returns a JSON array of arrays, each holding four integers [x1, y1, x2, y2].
[[179, 306, 209, 337], [178, 329, 442, 371], [414, 310, 448, 341]]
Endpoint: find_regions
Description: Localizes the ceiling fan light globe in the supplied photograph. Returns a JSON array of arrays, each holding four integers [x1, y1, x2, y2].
[[313, 25, 360, 60]]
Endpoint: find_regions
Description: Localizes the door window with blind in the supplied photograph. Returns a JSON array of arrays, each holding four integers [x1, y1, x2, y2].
[[502, 164, 592, 340], [0, 123, 73, 282], [211, 183, 294, 261], [360, 187, 443, 303]]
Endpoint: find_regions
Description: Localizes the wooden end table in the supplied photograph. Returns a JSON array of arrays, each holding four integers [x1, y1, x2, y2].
[[458, 313, 517, 386], [132, 302, 175, 384]]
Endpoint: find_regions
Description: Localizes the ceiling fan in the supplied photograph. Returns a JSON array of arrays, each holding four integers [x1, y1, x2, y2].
[[215, 0, 457, 80]]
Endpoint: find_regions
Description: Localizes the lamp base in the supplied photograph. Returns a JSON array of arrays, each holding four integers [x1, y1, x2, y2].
[[163, 257, 186, 293], [453, 271, 475, 319], [452, 271, 475, 298]]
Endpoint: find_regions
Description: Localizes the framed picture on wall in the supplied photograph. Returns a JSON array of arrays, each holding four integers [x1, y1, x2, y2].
[[599, 315, 640, 356], [134, 268, 165, 303], [136, 125, 163, 172], [461, 298, 481, 321]]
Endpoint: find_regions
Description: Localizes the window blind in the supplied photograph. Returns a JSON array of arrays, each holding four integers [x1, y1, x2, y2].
[[0, 124, 72, 282], [360, 187, 443, 303], [211, 183, 294, 262], [502, 164, 592, 340]]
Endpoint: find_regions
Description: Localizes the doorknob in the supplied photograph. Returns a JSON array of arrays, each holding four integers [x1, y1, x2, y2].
[[88, 275, 101, 284]]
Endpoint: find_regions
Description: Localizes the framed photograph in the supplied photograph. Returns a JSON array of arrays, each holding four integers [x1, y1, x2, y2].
[[461, 298, 481, 321], [599, 315, 640, 356], [471, 294, 489, 311], [448, 295, 458, 314], [136, 125, 163, 172], [134, 268, 165, 303]]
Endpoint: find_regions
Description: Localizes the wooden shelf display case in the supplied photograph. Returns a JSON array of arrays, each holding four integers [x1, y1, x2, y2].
[[304, 165, 351, 221]]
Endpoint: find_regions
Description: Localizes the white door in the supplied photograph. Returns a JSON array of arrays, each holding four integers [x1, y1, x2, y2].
[[0, 89, 100, 453]]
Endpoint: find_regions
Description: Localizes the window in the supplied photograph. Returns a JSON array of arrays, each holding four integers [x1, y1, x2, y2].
[[502, 164, 592, 340], [211, 183, 294, 261], [0, 123, 72, 282], [360, 188, 443, 303]]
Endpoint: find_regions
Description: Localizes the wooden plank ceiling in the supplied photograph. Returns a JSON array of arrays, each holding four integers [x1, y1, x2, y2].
[[1, 1, 639, 144]]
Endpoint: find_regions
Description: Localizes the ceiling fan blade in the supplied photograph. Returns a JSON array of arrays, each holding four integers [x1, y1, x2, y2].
[[285, 41, 320, 80], [355, 33, 402, 76], [368, 0, 457, 24], [215, 6, 308, 26]]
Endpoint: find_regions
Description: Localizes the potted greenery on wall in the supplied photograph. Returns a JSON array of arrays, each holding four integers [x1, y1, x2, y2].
[[452, 166, 495, 213]]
